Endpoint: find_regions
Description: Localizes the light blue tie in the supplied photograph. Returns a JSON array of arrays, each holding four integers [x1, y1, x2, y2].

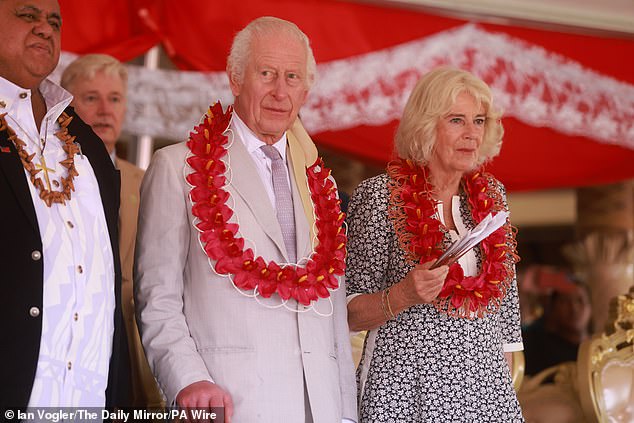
[[261, 145, 297, 263]]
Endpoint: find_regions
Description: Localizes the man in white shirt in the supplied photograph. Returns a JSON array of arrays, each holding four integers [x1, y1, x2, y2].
[[0, 0, 129, 411], [135, 16, 357, 423]]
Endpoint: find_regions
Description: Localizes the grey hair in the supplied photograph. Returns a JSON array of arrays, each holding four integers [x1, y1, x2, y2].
[[60, 54, 128, 92], [227, 16, 316, 89]]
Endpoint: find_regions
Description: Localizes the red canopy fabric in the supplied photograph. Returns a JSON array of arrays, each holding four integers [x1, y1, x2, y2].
[[58, 0, 634, 192]]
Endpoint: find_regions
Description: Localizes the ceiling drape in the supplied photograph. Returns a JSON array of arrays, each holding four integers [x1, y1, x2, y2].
[[58, 0, 634, 191]]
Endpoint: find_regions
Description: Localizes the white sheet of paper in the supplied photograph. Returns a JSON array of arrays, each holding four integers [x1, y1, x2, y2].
[[430, 211, 509, 269]]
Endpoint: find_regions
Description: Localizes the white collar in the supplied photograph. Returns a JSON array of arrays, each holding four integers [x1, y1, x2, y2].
[[0, 76, 73, 122], [231, 110, 288, 160], [436, 195, 469, 236]]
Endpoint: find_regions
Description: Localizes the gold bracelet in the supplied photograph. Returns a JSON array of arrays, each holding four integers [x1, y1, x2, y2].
[[381, 288, 396, 321], [380, 289, 390, 320], [385, 287, 395, 319]]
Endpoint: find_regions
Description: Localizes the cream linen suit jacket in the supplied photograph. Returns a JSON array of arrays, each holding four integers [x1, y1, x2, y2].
[[134, 127, 357, 422]]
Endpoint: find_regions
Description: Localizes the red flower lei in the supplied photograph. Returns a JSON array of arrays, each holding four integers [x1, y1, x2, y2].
[[387, 159, 519, 318], [185, 102, 346, 306]]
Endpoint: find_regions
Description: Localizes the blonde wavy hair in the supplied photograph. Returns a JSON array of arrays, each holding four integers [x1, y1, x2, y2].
[[394, 67, 504, 167]]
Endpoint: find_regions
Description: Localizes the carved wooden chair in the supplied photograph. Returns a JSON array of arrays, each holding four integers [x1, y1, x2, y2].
[[577, 286, 634, 423]]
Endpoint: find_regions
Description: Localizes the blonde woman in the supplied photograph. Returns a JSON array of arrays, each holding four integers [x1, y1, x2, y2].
[[346, 67, 524, 422]]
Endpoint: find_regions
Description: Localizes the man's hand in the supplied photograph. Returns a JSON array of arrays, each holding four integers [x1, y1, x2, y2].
[[176, 380, 234, 423]]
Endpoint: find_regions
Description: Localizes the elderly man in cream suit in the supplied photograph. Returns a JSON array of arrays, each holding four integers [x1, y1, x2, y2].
[[134, 16, 357, 423]]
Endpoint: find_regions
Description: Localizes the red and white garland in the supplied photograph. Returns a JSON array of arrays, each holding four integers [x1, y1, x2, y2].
[[185, 102, 347, 306], [387, 159, 519, 318]]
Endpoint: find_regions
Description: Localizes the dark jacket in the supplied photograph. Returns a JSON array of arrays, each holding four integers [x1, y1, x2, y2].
[[0, 106, 130, 410]]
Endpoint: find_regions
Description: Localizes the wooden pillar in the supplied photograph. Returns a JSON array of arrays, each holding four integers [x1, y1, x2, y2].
[[566, 181, 634, 334], [576, 181, 633, 237]]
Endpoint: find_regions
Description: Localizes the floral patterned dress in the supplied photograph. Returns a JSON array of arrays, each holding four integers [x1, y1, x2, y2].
[[346, 174, 525, 423]]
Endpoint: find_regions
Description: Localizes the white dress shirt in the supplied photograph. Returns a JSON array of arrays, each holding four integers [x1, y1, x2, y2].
[[230, 112, 290, 209], [0, 77, 115, 407]]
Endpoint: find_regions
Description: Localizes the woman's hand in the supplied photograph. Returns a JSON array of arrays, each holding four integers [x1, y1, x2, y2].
[[392, 262, 448, 307], [347, 262, 449, 331]]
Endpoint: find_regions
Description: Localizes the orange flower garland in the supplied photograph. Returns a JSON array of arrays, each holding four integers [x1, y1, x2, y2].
[[186, 102, 347, 306], [1, 112, 79, 207], [387, 159, 519, 318]]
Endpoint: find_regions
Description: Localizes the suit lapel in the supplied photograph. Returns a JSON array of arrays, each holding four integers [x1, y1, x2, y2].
[[226, 131, 288, 260], [115, 158, 133, 263], [0, 130, 40, 235], [66, 107, 120, 253]]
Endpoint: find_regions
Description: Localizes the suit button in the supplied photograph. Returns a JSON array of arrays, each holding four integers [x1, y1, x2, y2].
[[31, 250, 42, 261], [29, 307, 40, 317]]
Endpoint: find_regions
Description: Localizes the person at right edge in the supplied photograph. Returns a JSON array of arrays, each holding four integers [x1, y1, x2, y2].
[[345, 67, 525, 422]]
